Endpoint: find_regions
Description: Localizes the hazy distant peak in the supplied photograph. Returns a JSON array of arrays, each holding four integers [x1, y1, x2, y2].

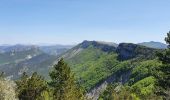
[[138, 41, 167, 49]]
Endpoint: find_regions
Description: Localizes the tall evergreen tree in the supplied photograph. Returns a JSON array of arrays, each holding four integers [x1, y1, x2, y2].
[[49, 58, 84, 100], [156, 31, 170, 98], [16, 72, 49, 100]]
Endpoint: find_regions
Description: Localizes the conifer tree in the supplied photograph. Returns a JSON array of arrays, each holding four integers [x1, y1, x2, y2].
[[16, 72, 49, 100], [156, 31, 170, 98], [49, 58, 84, 100], [157, 32, 170, 88]]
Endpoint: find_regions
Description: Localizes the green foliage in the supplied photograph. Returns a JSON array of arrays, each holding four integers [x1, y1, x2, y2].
[[65, 46, 134, 91], [113, 61, 132, 75], [0, 40, 167, 99], [131, 76, 156, 97], [16, 72, 49, 100], [65, 47, 119, 90], [165, 31, 170, 45], [98, 57, 163, 99], [49, 58, 84, 100], [99, 83, 140, 100], [157, 31, 170, 64], [100, 78, 161, 100], [129, 60, 161, 85], [156, 31, 170, 99], [62, 41, 161, 93]]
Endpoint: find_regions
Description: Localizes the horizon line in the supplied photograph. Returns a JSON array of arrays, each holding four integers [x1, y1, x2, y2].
[[0, 40, 166, 46]]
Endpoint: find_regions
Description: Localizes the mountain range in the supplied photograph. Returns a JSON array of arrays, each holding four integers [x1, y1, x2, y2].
[[0, 44, 73, 79], [0, 41, 166, 99], [0, 41, 165, 79]]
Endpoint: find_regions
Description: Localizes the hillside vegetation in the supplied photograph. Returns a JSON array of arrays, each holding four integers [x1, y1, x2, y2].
[[0, 34, 169, 100], [61, 41, 160, 93]]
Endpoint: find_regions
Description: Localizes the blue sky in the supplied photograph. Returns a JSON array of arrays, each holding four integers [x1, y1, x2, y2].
[[0, 0, 170, 45]]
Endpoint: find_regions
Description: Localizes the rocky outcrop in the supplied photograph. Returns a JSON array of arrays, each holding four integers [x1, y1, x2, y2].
[[116, 43, 137, 60], [116, 43, 158, 60], [86, 71, 131, 100]]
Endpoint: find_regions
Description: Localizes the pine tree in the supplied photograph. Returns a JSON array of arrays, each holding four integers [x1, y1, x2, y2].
[[16, 72, 49, 100], [156, 31, 170, 98], [49, 58, 84, 100], [157, 32, 170, 64]]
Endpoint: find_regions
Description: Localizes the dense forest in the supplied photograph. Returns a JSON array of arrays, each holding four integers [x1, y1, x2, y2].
[[0, 32, 170, 100]]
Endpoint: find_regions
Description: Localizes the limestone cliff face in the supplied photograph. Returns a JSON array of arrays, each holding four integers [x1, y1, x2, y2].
[[86, 71, 131, 100], [116, 43, 138, 60], [116, 43, 158, 60]]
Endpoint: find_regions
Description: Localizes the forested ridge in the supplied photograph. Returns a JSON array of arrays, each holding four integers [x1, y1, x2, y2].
[[0, 32, 170, 100]]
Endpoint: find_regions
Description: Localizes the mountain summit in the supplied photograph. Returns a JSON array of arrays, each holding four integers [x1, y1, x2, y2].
[[138, 41, 167, 49]]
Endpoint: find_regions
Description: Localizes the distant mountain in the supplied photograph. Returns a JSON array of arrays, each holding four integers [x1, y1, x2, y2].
[[0, 41, 166, 99], [0, 44, 38, 53], [0, 47, 41, 65], [0, 42, 161, 80], [0, 44, 73, 56], [0, 40, 165, 99], [0, 46, 8, 53], [0, 44, 72, 79], [39, 45, 74, 55], [138, 41, 167, 49]]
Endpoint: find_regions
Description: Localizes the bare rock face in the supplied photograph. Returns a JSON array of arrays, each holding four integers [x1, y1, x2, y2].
[[116, 43, 138, 60], [116, 43, 157, 60], [86, 71, 131, 100]]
